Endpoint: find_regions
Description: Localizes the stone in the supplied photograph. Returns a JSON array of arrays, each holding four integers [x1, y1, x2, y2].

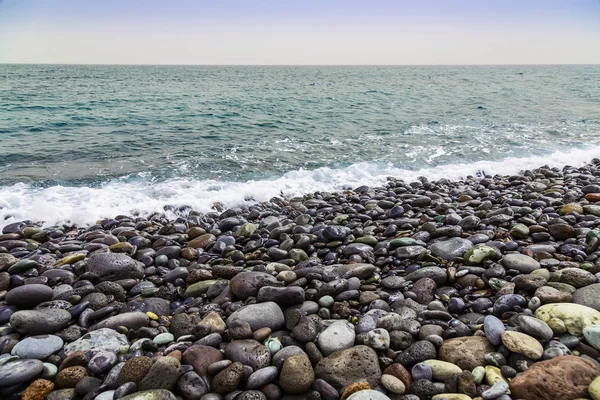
[[177, 371, 209, 400], [10, 309, 71, 335], [517, 314, 554, 340], [279, 354, 315, 394], [92, 312, 149, 331], [383, 363, 413, 391], [340, 382, 371, 400], [432, 395, 472, 400], [118, 356, 154, 386], [346, 390, 390, 400], [224, 340, 271, 370], [182, 280, 218, 298], [246, 366, 278, 390], [483, 315, 505, 346], [365, 328, 390, 351], [318, 320, 356, 356], [182, 345, 223, 376], [212, 361, 244, 394], [188, 233, 216, 249], [558, 268, 596, 288], [422, 360, 462, 381], [230, 271, 279, 300], [139, 356, 181, 391], [509, 355, 599, 400], [86, 252, 144, 280], [430, 238, 473, 260], [55, 366, 88, 388], [463, 245, 498, 265], [501, 331, 543, 360], [396, 340, 437, 366], [535, 303, 600, 336], [0, 359, 44, 387], [315, 345, 382, 390], [11, 334, 63, 360], [439, 336, 494, 370], [589, 375, 600, 400], [502, 253, 540, 273], [227, 302, 285, 331], [6, 284, 54, 308], [381, 374, 406, 394], [119, 390, 177, 400], [583, 325, 600, 351], [63, 328, 129, 356], [573, 284, 600, 311], [22, 379, 55, 400]]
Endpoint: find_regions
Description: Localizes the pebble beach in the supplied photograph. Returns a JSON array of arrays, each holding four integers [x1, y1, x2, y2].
[[3, 160, 600, 400]]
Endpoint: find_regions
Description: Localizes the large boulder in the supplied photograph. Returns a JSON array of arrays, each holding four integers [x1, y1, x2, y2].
[[509, 355, 599, 400]]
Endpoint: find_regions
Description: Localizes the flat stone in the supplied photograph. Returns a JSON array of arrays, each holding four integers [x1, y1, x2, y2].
[[423, 360, 463, 381], [501, 331, 543, 360], [346, 390, 390, 400], [91, 312, 149, 331], [11, 335, 63, 360], [430, 237, 473, 260], [119, 389, 177, 400], [86, 252, 143, 281], [6, 284, 54, 308], [0, 359, 44, 387], [439, 336, 493, 370]]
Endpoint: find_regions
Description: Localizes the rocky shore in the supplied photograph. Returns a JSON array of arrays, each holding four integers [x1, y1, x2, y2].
[[3, 161, 600, 400]]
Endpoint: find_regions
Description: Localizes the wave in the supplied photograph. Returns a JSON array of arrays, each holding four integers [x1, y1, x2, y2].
[[1, 145, 599, 229]]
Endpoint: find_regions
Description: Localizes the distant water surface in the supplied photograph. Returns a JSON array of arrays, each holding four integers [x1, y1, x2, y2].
[[0, 65, 599, 226]]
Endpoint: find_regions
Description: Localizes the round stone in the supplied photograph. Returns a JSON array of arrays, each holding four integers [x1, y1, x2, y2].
[[0, 359, 44, 387]]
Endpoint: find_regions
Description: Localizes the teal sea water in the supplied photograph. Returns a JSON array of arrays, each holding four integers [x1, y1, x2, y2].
[[1, 65, 599, 227]]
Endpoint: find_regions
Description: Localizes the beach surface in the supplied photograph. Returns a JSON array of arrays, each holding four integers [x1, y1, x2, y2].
[[2, 161, 600, 399]]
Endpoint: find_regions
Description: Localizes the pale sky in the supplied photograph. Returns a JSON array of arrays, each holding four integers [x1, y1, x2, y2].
[[0, 0, 599, 65]]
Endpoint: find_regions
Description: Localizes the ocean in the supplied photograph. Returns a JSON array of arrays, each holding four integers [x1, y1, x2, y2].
[[1, 65, 599, 228]]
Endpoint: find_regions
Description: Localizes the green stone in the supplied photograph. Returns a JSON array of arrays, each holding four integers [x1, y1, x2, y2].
[[510, 223, 530, 239], [390, 238, 416, 247], [153, 332, 175, 345], [463, 246, 497, 265], [584, 205, 600, 217], [535, 303, 600, 336], [355, 236, 378, 246], [236, 223, 257, 237], [289, 248, 308, 263], [8, 259, 38, 274], [183, 280, 218, 297], [488, 278, 507, 291]]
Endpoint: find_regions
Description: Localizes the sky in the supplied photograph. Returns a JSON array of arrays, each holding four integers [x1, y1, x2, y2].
[[0, 0, 599, 65]]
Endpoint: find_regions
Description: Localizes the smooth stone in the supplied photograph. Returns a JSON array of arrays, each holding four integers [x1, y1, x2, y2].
[[463, 246, 498, 265], [317, 320, 356, 356], [92, 312, 149, 331], [10, 309, 72, 335], [11, 334, 63, 360], [439, 336, 494, 370], [227, 302, 285, 331], [346, 390, 391, 400], [535, 303, 600, 336], [573, 284, 600, 311], [502, 253, 540, 273], [6, 284, 54, 308], [483, 315, 505, 346], [0, 359, 44, 387], [422, 360, 462, 381], [501, 331, 543, 360], [381, 374, 406, 394], [224, 340, 271, 370], [517, 314, 554, 340], [583, 325, 600, 351], [589, 375, 600, 400], [177, 371, 209, 400], [153, 332, 175, 345], [246, 366, 278, 389]]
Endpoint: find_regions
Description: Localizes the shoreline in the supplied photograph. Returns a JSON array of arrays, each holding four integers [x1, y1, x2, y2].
[[1, 160, 600, 399]]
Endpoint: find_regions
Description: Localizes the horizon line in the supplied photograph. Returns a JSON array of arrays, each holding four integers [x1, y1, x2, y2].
[[2, 62, 600, 67]]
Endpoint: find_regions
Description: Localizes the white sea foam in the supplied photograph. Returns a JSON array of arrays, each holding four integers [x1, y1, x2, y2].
[[1, 146, 599, 229]]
